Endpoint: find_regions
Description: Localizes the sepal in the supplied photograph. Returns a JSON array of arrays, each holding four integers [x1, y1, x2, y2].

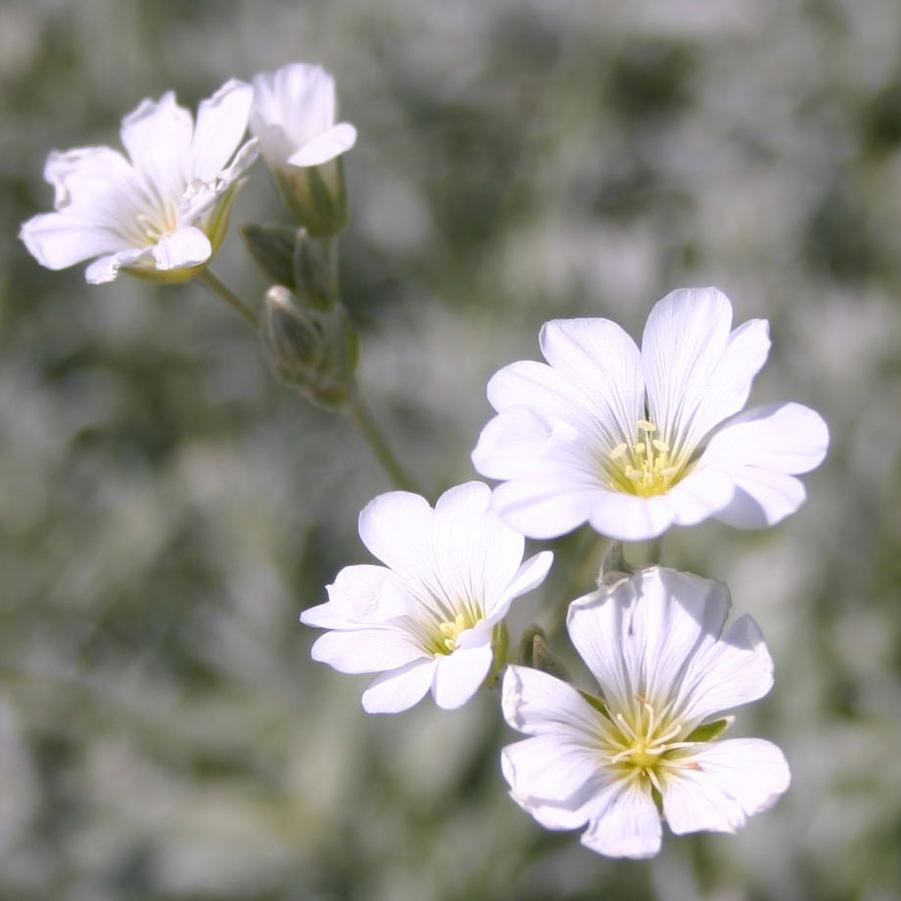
[[260, 285, 358, 407]]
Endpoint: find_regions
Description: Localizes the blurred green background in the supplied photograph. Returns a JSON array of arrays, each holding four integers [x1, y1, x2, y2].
[[2, 1, 900, 899]]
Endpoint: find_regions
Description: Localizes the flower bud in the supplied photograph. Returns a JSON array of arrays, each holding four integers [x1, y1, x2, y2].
[[518, 625, 570, 682], [241, 223, 297, 288], [260, 285, 358, 407]]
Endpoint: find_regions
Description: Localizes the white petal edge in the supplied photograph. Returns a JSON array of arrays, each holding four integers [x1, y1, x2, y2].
[[586, 489, 676, 542], [19, 213, 126, 271], [357, 490, 434, 579], [310, 627, 425, 674], [501, 735, 606, 828], [431, 643, 493, 710], [361, 659, 436, 714], [120, 91, 193, 188], [662, 738, 790, 835], [488, 550, 554, 620], [85, 248, 147, 284], [192, 79, 254, 182], [150, 226, 212, 270], [539, 317, 644, 450], [675, 613, 774, 723], [288, 122, 357, 167], [501, 665, 601, 739], [490, 476, 601, 540], [580, 778, 662, 859], [641, 287, 735, 456], [566, 568, 732, 714]]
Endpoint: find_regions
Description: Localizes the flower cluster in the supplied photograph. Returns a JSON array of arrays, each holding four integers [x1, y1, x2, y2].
[[20, 64, 355, 284], [20, 61, 829, 862]]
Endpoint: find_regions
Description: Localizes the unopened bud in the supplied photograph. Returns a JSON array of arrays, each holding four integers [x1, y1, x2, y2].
[[260, 286, 358, 407], [293, 231, 337, 312], [598, 540, 634, 587], [241, 224, 297, 287], [518, 625, 570, 682]]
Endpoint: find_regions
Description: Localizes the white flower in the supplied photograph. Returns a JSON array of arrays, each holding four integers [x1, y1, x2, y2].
[[250, 63, 356, 171], [249, 63, 356, 235], [501, 566, 790, 859], [301, 481, 553, 714], [472, 287, 829, 541], [19, 80, 258, 285]]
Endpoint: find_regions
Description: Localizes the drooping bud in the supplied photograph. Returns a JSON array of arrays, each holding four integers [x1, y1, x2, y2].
[[260, 285, 358, 407]]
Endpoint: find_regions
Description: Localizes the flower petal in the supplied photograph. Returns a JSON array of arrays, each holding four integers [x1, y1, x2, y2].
[[471, 406, 554, 480], [84, 248, 147, 284], [491, 475, 602, 539], [43, 146, 134, 209], [585, 490, 677, 542], [192, 79, 254, 182], [715, 471, 807, 529], [150, 226, 212, 271], [662, 739, 790, 834], [485, 359, 588, 418], [642, 287, 768, 456], [431, 481, 523, 605], [567, 568, 732, 714], [361, 659, 436, 714], [19, 213, 127, 271], [120, 91, 193, 194], [674, 613, 774, 723], [310, 626, 425, 674], [703, 402, 829, 475], [664, 466, 736, 527], [431, 643, 493, 709], [580, 778, 662, 859], [539, 318, 644, 449], [357, 490, 438, 600], [488, 550, 554, 620], [301, 564, 410, 629], [502, 735, 607, 829], [288, 122, 357, 167], [701, 402, 828, 528], [502, 665, 601, 739]]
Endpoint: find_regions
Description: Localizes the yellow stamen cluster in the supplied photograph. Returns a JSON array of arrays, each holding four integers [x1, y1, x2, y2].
[[602, 695, 701, 792], [437, 612, 469, 653], [607, 420, 682, 497]]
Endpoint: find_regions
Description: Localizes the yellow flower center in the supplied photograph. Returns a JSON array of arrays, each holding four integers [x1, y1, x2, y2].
[[606, 419, 686, 497], [602, 695, 700, 791], [429, 610, 482, 656]]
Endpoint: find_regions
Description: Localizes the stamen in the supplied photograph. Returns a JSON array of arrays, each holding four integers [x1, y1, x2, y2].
[[605, 419, 686, 497], [434, 612, 472, 656]]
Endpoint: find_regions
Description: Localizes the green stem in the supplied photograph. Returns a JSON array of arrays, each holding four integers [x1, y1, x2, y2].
[[647, 534, 664, 566], [344, 390, 417, 492], [546, 531, 607, 637], [197, 269, 259, 329]]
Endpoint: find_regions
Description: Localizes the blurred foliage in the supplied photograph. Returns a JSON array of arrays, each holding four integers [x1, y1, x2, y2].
[[1, 1, 901, 899]]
